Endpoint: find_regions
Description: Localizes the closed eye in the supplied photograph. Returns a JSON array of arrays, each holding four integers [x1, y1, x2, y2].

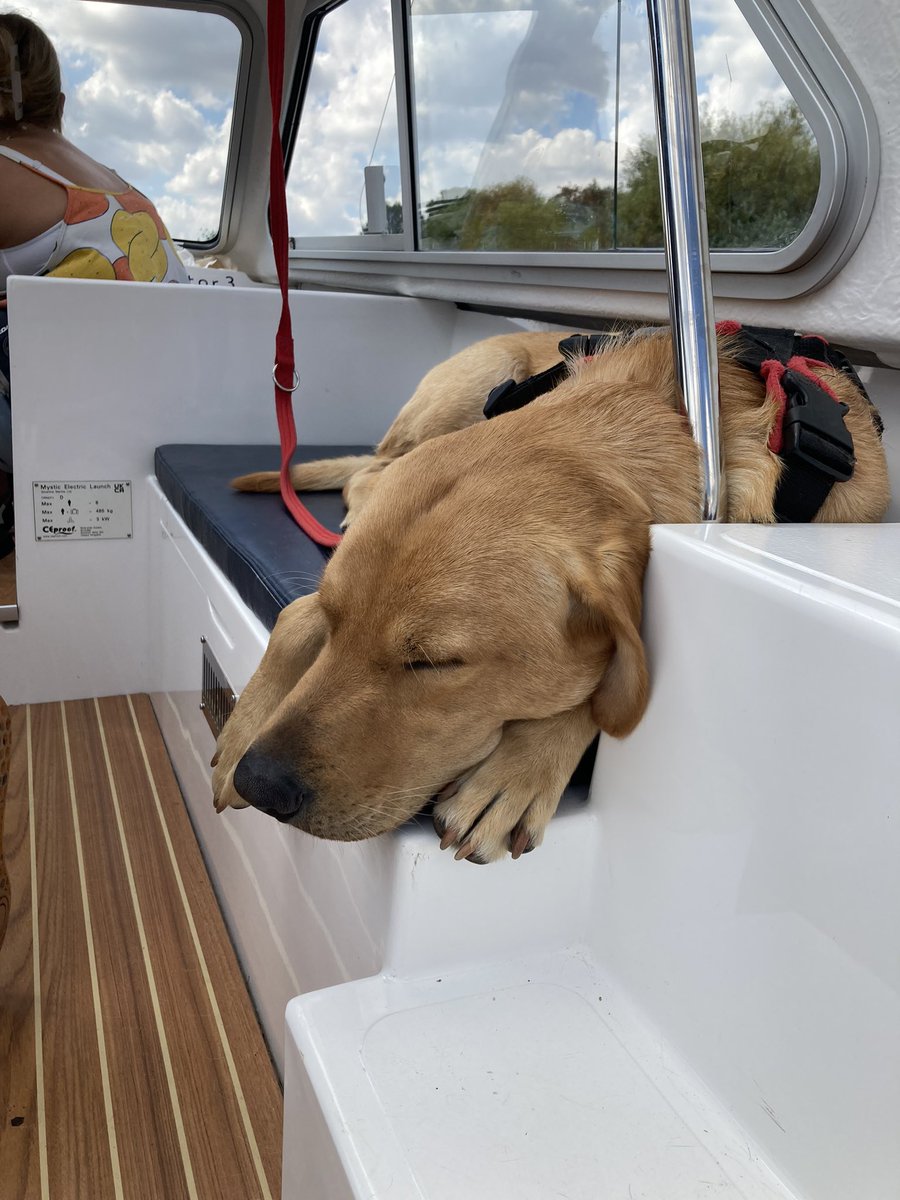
[[404, 658, 465, 671]]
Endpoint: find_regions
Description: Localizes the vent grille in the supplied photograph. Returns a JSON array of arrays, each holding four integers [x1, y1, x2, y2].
[[200, 638, 236, 738]]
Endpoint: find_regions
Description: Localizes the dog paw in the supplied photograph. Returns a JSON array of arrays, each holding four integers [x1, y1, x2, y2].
[[431, 708, 595, 863], [206, 593, 328, 815], [211, 714, 253, 812], [432, 762, 558, 863], [211, 753, 250, 812], [429, 729, 578, 864]]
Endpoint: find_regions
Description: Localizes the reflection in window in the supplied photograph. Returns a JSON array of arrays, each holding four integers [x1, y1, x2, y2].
[[413, 0, 820, 252], [287, 0, 402, 236]]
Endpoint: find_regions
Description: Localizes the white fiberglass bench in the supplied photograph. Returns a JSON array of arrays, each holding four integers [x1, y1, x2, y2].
[[280, 522, 900, 1200]]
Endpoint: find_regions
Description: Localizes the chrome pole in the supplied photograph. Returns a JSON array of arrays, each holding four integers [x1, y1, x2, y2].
[[645, 0, 722, 520]]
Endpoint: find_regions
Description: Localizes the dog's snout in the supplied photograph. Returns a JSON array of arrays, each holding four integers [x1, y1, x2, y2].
[[233, 748, 310, 822]]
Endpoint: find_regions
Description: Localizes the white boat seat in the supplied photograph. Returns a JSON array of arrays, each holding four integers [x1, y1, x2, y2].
[[283, 948, 798, 1200]]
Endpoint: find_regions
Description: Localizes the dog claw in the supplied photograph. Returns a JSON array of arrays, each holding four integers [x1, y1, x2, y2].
[[432, 810, 456, 850], [435, 779, 462, 803], [454, 841, 474, 861], [510, 827, 530, 860], [210, 750, 220, 768]]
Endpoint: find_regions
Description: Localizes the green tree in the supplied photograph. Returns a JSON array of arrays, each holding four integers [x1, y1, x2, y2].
[[417, 99, 819, 253], [556, 181, 615, 250], [459, 179, 569, 250], [420, 191, 472, 249], [422, 179, 571, 251], [617, 101, 819, 250]]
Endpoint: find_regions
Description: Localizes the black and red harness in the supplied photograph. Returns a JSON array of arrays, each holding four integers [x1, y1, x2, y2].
[[484, 323, 883, 523]]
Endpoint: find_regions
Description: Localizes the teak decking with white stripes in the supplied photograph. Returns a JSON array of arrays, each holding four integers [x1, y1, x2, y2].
[[0, 695, 282, 1199]]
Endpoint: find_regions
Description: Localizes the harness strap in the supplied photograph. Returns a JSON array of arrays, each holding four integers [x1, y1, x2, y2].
[[483, 333, 618, 419], [484, 361, 568, 419], [483, 323, 879, 523], [720, 321, 877, 522], [266, 0, 341, 548]]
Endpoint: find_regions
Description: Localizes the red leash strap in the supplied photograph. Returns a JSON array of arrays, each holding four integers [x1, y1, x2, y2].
[[267, 0, 342, 548]]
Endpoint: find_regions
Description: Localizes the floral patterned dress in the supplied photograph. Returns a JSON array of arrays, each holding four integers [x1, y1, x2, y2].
[[0, 145, 187, 291]]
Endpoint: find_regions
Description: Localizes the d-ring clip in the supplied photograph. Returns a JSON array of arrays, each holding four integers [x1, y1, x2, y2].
[[273, 364, 300, 393]]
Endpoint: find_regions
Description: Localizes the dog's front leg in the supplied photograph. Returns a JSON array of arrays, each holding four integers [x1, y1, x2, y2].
[[431, 702, 598, 863], [211, 593, 327, 811]]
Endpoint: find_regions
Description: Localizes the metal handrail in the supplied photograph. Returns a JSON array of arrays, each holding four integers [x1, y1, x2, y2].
[[645, 0, 723, 521]]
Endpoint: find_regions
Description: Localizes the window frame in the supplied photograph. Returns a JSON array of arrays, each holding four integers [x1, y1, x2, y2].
[[283, 0, 413, 249], [283, 0, 879, 300]]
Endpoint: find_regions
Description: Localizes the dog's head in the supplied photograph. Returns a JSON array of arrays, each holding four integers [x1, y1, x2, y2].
[[230, 420, 651, 839]]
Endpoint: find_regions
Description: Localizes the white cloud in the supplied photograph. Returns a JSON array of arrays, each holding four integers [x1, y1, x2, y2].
[[15, 0, 809, 244], [287, 0, 401, 235], [16, 0, 239, 239], [425, 125, 615, 194]]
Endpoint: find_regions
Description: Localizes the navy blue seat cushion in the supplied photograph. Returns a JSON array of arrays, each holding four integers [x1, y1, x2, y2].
[[155, 444, 368, 629]]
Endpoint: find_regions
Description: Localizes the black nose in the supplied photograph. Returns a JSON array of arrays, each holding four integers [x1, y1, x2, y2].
[[233, 748, 309, 822]]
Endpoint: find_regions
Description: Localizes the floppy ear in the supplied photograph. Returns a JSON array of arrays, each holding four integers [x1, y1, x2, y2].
[[212, 593, 328, 810], [246, 592, 329, 714], [569, 525, 651, 738], [268, 592, 329, 676]]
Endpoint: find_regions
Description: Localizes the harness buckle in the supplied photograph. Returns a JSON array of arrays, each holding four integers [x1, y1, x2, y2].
[[780, 369, 855, 483]]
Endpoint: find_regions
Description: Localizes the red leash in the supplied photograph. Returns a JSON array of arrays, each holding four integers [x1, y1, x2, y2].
[[266, 0, 342, 548]]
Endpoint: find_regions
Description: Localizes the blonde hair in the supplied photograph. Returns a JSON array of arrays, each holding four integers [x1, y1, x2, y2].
[[0, 12, 62, 129]]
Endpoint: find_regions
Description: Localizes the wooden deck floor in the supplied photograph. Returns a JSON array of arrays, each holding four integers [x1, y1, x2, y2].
[[0, 695, 282, 1200]]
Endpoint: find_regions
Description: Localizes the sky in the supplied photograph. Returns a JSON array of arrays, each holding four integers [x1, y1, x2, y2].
[[10, 0, 803, 242], [10, 0, 240, 240]]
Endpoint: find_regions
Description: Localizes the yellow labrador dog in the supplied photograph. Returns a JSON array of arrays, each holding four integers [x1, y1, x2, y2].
[[212, 328, 889, 863]]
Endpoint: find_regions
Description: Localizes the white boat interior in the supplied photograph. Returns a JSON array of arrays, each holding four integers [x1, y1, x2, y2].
[[2, 0, 899, 1196]]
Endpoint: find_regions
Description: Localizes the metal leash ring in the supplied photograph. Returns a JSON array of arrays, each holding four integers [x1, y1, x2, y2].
[[272, 364, 300, 393]]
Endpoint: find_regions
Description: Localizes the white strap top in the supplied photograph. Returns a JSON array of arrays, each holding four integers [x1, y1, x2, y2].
[[0, 143, 187, 294], [0, 143, 76, 185], [0, 146, 71, 289]]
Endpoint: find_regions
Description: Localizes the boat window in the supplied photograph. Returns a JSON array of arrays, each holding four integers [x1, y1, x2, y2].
[[32, 0, 242, 244], [412, 0, 817, 252], [287, 0, 403, 238], [284, 0, 876, 298]]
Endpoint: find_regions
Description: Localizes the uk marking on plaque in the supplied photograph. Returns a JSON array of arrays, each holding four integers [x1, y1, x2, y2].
[[33, 480, 133, 541]]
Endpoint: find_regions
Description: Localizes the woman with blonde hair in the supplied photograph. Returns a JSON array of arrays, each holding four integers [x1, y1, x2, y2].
[[0, 11, 186, 294], [0, 11, 186, 550]]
